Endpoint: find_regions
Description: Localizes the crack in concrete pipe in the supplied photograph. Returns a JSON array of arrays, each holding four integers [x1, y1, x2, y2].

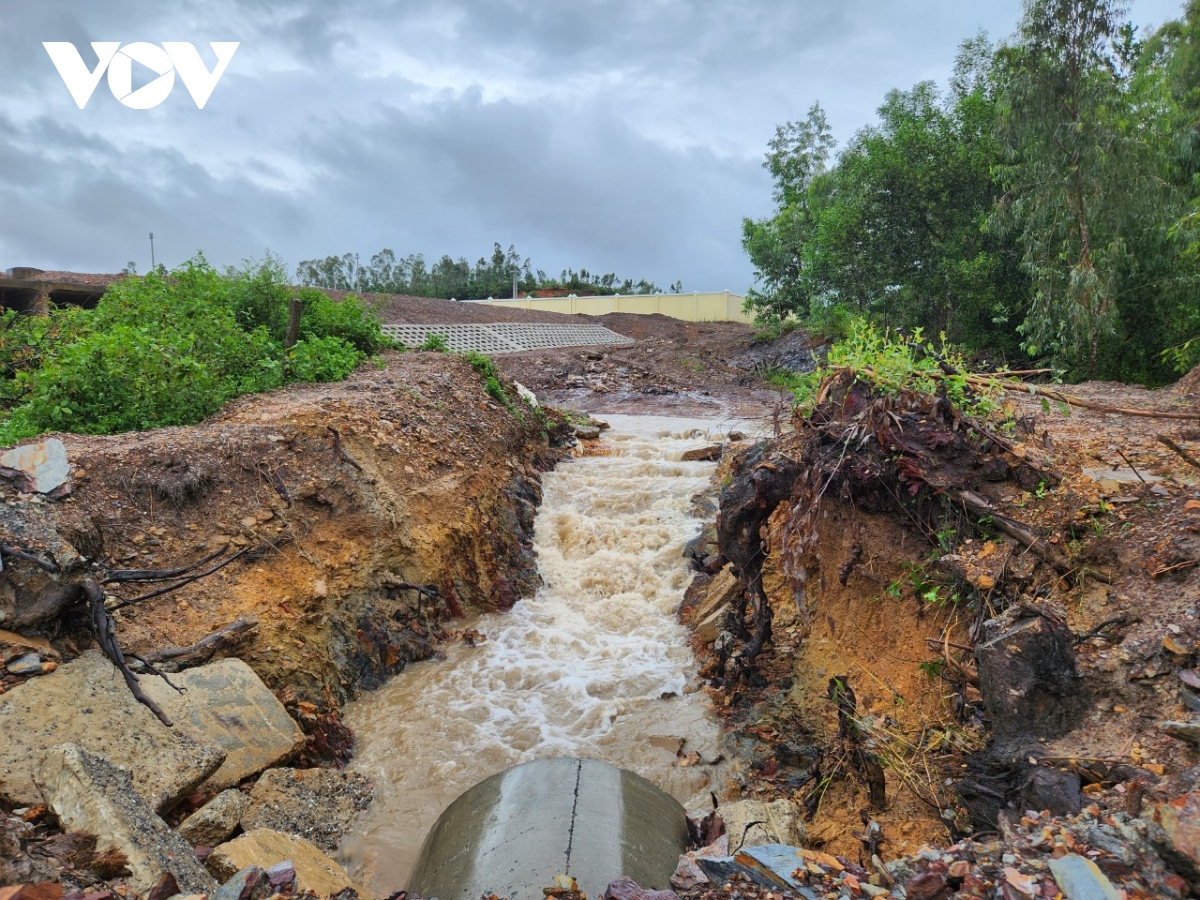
[[408, 758, 689, 900]]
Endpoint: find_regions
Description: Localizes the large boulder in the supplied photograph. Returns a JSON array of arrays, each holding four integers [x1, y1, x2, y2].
[[35, 744, 216, 894], [208, 828, 370, 899], [240, 768, 373, 854], [0, 651, 224, 811], [975, 605, 1086, 746], [140, 658, 304, 790]]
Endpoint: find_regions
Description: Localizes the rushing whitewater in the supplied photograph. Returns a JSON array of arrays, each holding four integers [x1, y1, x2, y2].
[[341, 415, 744, 892]]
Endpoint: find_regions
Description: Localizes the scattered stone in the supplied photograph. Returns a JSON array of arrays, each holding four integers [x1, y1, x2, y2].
[[572, 424, 601, 440], [1047, 854, 1121, 900], [672, 834, 728, 889], [140, 658, 305, 791], [145, 871, 181, 900], [0, 651, 225, 811], [35, 744, 216, 894], [265, 859, 298, 892], [514, 382, 539, 408], [0, 439, 70, 494], [602, 875, 678, 900], [681, 445, 721, 462], [241, 767, 373, 854], [1160, 720, 1200, 746], [208, 829, 369, 899], [696, 845, 808, 894], [1154, 791, 1200, 881], [716, 799, 804, 848], [0, 885, 64, 900], [178, 790, 252, 848], [6, 654, 45, 676], [210, 866, 271, 900]]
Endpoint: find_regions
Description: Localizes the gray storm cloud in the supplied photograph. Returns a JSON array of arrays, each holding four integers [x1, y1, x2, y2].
[[0, 0, 1185, 289]]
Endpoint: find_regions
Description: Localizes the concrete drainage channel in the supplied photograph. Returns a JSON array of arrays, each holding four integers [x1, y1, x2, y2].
[[409, 758, 688, 900], [380, 323, 634, 354]]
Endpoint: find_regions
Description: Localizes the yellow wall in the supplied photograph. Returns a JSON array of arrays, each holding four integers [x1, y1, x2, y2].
[[478, 291, 752, 324]]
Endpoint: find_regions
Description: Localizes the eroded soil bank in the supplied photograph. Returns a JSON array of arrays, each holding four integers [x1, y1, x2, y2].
[[1, 351, 564, 709], [675, 365, 1200, 898], [3, 301, 1200, 900]]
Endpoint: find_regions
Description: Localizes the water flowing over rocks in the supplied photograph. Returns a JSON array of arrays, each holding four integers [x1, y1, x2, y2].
[[342, 415, 745, 892]]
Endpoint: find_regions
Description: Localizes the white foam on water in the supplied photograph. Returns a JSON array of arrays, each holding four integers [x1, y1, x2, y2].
[[341, 415, 759, 891]]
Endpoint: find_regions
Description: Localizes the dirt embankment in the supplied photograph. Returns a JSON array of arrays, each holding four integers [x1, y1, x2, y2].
[[1, 351, 564, 707], [680, 364, 1200, 894]]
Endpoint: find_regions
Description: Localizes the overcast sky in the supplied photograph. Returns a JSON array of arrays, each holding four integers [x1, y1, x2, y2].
[[0, 0, 1187, 293]]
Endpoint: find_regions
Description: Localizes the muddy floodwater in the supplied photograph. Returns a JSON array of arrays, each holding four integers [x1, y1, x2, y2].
[[340, 415, 753, 893]]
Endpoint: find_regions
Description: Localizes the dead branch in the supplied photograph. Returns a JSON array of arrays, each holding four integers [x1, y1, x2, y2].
[[954, 490, 1110, 583], [327, 426, 363, 471], [102, 545, 229, 584], [107, 546, 251, 610], [1151, 559, 1199, 578], [1158, 435, 1200, 471], [142, 616, 258, 670], [858, 366, 1200, 420], [86, 580, 173, 727], [0, 543, 61, 574]]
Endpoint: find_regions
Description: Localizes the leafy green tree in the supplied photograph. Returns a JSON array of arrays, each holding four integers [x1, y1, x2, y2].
[[992, 0, 1144, 376], [741, 103, 835, 324]]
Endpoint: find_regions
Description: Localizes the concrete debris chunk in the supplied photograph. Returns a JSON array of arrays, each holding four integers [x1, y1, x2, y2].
[[0, 439, 70, 494], [35, 744, 216, 894], [0, 651, 225, 812], [140, 657, 305, 791], [241, 767, 373, 854], [208, 828, 370, 899], [177, 789, 252, 849]]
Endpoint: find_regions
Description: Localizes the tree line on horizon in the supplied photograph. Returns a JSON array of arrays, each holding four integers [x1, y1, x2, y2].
[[743, 0, 1200, 384], [295, 243, 681, 301]]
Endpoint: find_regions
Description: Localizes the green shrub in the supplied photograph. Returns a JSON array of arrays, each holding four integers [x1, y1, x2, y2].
[[296, 288, 391, 355], [284, 335, 363, 383], [420, 333, 450, 352], [0, 254, 387, 444]]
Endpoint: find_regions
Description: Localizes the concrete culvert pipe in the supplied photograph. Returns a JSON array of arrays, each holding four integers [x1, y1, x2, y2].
[[408, 758, 689, 900]]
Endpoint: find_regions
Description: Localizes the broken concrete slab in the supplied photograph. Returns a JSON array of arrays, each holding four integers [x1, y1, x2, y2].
[[139, 658, 304, 791], [240, 767, 373, 855], [0, 651, 225, 811], [178, 789, 251, 849], [36, 744, 216, 895], [208, 829, 369, 899], [0, 439, 70, 494]]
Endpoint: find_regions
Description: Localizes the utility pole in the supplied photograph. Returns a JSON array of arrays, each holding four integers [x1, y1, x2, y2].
[[149, 232, 155, 271], [512, 270, 518, 299]]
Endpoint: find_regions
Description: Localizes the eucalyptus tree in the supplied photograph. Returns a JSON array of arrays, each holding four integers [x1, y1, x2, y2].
[[992, 0, 1148, 377]]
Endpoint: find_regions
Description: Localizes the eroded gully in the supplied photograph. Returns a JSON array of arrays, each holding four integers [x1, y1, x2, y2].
[[339, 415, 754, 893]]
